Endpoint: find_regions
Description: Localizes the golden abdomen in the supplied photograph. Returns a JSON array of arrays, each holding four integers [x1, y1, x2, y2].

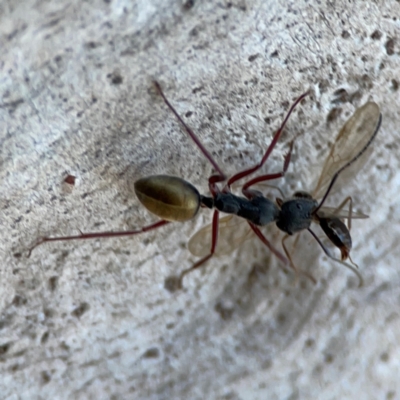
[[134, 175, 201, 222]]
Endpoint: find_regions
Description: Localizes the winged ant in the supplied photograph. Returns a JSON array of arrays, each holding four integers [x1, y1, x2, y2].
[[28, 82, 381, 289]]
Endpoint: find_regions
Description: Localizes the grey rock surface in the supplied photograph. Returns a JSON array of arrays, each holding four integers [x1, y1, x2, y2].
[[1, 0, 399, 399]]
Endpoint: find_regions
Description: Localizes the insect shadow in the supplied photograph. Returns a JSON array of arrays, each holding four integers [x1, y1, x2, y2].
[[28, 81, 309, 290]]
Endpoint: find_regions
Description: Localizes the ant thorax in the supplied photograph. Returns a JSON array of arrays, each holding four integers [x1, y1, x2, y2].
[[213, 192, 279, 226]]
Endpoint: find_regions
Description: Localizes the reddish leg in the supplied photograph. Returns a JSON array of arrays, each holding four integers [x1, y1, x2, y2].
[[226, 91, 308, 188], [242, 140, 294, 193], [208, 174, 226, 196], [28, 220, 170, 256], [166, 210, 220, 290], [154, 81, 226, 181], [249, 223, 289, 267]]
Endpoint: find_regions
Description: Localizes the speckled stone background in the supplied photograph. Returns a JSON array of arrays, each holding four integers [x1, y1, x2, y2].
[[1, 1, 400, 399]]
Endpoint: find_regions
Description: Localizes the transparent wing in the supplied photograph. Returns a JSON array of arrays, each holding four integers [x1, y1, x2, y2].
[[312, 102, 381, 199], [316, 206, 368, 219], [188, 215, 254, 258]]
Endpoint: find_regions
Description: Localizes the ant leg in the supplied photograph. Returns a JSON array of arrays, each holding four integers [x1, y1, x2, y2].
[[227, 91, 308, 188], [307, 228, 363, 287], [165, 210, 220, 291], [332, 196, 354, 230], [208, 173, 227, 196], [27, 220, 170, 256], [238, 142, 293, 199], [281, 234, 317, 284], [154, 81, 226, 180], [242, 140, 294, 193], [249, 224, 290, 268], [290, 233, 301, 257], [281, 234, 298, 275]]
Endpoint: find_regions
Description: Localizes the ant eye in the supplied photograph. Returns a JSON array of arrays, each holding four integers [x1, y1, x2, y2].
[[296, 203, 302, 210]]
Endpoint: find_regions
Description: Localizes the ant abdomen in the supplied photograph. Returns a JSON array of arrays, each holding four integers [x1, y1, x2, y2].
[[134, 175, 201, 222]]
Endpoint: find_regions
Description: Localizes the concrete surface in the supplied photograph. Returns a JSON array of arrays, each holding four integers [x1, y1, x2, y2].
[[1, 0, 400, 399]]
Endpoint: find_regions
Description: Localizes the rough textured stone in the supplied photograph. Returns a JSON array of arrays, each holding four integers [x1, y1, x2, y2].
[[1, 0, 399, 398]]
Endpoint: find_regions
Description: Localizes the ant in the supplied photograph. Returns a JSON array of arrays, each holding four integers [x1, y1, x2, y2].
[[28, 81, 309, 289]]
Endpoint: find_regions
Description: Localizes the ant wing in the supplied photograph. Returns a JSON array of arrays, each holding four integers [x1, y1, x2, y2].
[[312, 102, 381, 200], [316, 206, 368, 219], [188, 215, 253, 258]]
